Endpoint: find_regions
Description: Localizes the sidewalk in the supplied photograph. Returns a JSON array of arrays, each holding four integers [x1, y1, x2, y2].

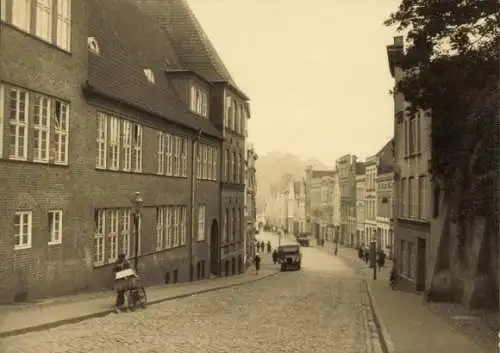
[[313, 242, 490, 353], [0, 257, 278, 338]]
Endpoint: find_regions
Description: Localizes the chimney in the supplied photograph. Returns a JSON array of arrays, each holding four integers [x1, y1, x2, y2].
[[394, 36, 404, 47]]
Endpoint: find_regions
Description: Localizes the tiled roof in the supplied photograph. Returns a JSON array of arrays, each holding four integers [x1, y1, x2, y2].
[[133, 0, 249, 100], [86, 0, 222, 138], [311, 170, 336, 178]]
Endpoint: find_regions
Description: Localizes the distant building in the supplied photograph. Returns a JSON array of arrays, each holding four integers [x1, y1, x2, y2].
[[305, 168, 337, 240], [375, 139, 395, 257], [244, 145, 258, 265], [364, 156, 378, 246], [356, 172, 367, 247], [336, 155, 358, 246]]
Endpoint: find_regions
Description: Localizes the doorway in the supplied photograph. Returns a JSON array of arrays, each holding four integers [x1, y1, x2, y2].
[[210, 220, 219, 276], [416, 238, 427, 292]]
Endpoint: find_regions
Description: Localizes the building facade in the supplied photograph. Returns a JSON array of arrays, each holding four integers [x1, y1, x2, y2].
[[244, 145, 258, 266], [376, 169, 394, 257], [364, 156, 378, 247], [387, 36, 431, 292], [336, 155, 358, 246], [355, 173, 367, 247], [0, 0, 250, 303], [305, 168, 336, 240]]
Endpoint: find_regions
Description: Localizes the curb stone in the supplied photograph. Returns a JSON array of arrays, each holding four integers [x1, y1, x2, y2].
[[0, 270, 279, 339], [363, 280, 396, 353]]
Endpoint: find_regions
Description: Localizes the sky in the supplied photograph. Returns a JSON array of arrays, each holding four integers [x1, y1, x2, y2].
[[188, 0, 401, 166]]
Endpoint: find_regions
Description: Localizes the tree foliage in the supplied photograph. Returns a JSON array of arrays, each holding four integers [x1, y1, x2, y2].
[[385, 0, 499, 225]]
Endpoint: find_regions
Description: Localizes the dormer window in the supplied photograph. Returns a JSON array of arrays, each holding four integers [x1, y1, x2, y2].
[[225, 96, 233, 128], [87, 37, 100, 54], [143, 69, 155, 84], [190, 85, 208, 117]]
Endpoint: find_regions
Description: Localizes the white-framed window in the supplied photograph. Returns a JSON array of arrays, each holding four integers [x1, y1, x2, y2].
[[197, 204, 206, 241], [235, 104, 240, 133], [36, 0, 53, 42], [132, 124, 142, 172], [202, 145, 208, 179], [400, 178, 406, 218], [410, 177, 417, 218], [180, 206, 187, 245], [122, 120, 132, 171], [173, 206, 179, 247], [109, 115, 120, 170], [12, 0, 31, 32], [54, 101, 69, 164], [189, 86, 196, 112], [171, 136, 178, 176], [48, 210, 62, 244], [108, 209, 119, 262], [225, 96, 232, 128], [8, 88, 29, 160], [211, 147, 217, 180], [223, 208, 228, 243], [157, 132, 165, 174], [165, 206, 173, 248], [419, 176, 427, 220], [165, 134, 172, 176], [196, 143, 202, 178], [207, 146, 213, 180], [94, 209, 105, 265], [33, 94, 50, 162], [231, 99, 237, 131], [175, 137, 182, 176], [156, 207, 165, 250], [224, 149, 228, 181], [189, 85, 208, 117], [96, 112, 107, 168], [56, 0, 71, 51], [121, 209, 131, 257], [14, 211, 32, 250], [180, 137, 187, 177]]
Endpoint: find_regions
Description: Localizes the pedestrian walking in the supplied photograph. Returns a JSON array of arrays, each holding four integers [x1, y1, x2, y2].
[[272, 249, 278, 264], [377, 249, 386, 271], [358, 246, 364, 259], [254, 253, 261, 275]]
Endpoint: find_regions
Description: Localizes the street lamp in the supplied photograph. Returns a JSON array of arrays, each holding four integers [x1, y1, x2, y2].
[[131, 191, 144, 271], [334, 226, 339, 255]]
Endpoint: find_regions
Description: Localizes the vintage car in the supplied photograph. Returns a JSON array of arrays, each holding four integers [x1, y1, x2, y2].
[[277, 244, 302, 271], [296, 233, 310, 247]]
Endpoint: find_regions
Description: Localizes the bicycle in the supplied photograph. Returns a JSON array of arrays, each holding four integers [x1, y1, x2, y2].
[[115, 268, 148, 311]]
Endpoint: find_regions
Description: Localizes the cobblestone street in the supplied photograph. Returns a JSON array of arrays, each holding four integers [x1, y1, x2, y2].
[[1, 234, 383, 353]]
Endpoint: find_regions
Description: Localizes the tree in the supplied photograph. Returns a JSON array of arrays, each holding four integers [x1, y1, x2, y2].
[[385, 0, 499, 245]]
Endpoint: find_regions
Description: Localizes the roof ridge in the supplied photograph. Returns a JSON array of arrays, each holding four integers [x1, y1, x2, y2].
[[178, 0, 235, 83]]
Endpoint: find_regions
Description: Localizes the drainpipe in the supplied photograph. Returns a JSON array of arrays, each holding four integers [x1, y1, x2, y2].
[[190, 129, 202, 281]]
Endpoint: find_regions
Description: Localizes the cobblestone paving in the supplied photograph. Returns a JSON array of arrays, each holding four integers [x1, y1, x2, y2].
[[1, 243, 383, 353]]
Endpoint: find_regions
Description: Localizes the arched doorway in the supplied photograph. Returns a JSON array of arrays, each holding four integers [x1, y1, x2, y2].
[[210, 219, 219, 276]]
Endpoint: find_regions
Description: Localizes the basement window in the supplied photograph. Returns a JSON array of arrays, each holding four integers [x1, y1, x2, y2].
[[143, 69, 155, 84], [87, 37, 100, 54]]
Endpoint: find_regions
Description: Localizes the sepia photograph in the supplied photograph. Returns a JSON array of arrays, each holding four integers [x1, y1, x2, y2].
[[0, 0, 498, 352]]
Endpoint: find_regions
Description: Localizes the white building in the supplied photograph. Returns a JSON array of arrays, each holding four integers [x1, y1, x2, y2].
[[364, 156, 378, 244], [376, 168, 394, 257], [356, 173, 366, 247]]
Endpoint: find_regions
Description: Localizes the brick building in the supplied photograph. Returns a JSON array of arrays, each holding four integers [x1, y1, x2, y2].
[[0, 0, 250, 303]]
